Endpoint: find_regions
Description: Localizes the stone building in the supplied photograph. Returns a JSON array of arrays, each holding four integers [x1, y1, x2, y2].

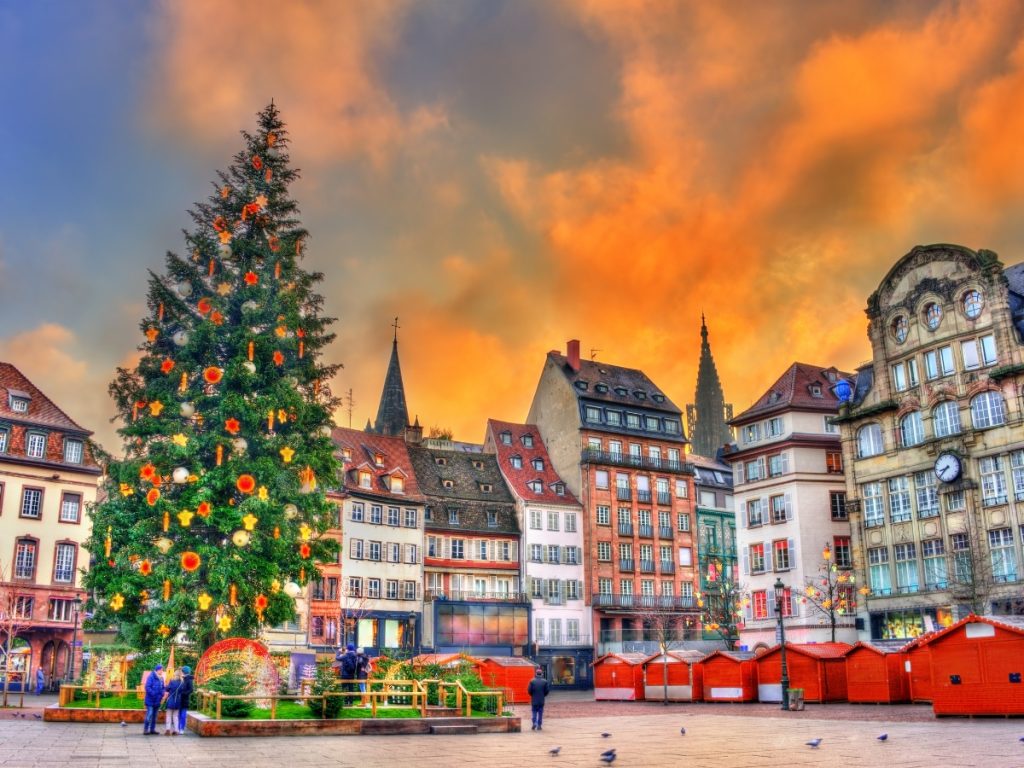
[[0, 363, 101, 689], [836, 244, 1024, 641], [687, 315, 734, 458], [729, 363, 856, 648]]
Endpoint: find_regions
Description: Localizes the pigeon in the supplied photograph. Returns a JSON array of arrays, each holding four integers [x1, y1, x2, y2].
[[549, 747, 561, 756], [680, 726, 686, 735], [601, 732, 612, 738], [805, 738, 822, 748], [600, 749, 616, 758], [120, 721, 127, 727], [599, 755, 617, 765], [32, 714, 41, 719], [877, 733, 888, 742]]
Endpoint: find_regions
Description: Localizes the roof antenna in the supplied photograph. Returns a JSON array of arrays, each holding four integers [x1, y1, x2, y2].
[[590, 348, 601, 361]]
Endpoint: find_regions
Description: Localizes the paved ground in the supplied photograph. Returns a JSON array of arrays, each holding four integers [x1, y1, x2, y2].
[[1, 693, 1022, 767]]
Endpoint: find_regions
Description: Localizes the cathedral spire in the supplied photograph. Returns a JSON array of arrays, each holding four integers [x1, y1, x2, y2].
[[686, 315, 734, 457], [370, 319, 411, 437]]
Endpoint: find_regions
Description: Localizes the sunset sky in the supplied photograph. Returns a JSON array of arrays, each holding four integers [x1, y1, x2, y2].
[[5, 1, 1024, 454]]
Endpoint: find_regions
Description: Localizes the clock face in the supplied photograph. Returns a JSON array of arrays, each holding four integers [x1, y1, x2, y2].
[[934, 453, 962, 483]]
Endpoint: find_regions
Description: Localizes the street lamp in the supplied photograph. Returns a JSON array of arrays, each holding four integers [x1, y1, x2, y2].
[[406, 611, 418, 658], [67, 596, 83, 682], [774, 578, 789, 712]]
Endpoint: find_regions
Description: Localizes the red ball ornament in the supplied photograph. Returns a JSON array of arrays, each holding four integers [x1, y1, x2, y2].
[[236, 474, 256, 494], [181, 551, 201, 572]]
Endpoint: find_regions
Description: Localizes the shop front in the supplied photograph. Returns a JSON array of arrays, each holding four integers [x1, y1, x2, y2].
[[533, 647, 593, 690]]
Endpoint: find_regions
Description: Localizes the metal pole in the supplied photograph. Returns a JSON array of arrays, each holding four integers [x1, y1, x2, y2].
[[775, 578, 789, 711], [68, 606, 79, 681]]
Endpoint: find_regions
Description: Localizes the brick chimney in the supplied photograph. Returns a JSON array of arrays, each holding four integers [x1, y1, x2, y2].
[[404, 416, 423, 445], [567, 339, 581, 372]]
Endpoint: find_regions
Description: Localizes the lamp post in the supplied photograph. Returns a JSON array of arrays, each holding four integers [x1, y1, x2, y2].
[[67, 596, 83, 682], [406, 611, 418, 658], [774, 578, 789, 711]]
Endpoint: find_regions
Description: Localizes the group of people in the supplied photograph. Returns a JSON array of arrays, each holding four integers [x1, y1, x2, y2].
[[142, 663, 194, 735], [334, 643, 370, 705]]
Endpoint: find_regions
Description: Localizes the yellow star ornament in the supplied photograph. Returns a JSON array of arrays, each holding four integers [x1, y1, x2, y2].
[[157, 624, 172, 638], [257, 485, 269, 501], [279, 446, 295, 463], [270, 579, 281, 594], [216, 282, 232, 296], [197, 593, 213, 611], [299, 523, 312, 541], [171, 433, 188, 447], [217, 614, 233, 633], [109, 593, 125, 612], [242, 513, 259, 531], [149, 401, 164, 417], [254, 194, 268, 209], [119, 483, 134, 497]]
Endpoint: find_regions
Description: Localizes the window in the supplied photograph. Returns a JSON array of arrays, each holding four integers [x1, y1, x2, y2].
[[894, 543, 918, 593], [598, 578, 612, 596], [451, 539, 464, 559], [980, 456, 1008, 506], [766, 417, 783, 437], [891, 362, 908, 392], [891, 315, 908, 343], [620, 579, 633, 597], [387, 507, 400, 526], [900, 411, 924, 447], [59, 493, 81, 523], [0, 428, 7, 453], [595, 470, 609, 490], [830, 491, 847, 521], [749, 543, 766, 574], [9, 396, 28, 413], [388, 542, 401, 563], [532, 457, 544, 471], [53, 542, 76, 583], [25, 432, 46, 459], [404, 508, 418, 528], [744, 424, 761, 444], [390, 475, 404, 494], [358, 471, 372, 489], [479, 541, 489, 560], [367, 579, 381, 599], [500, 430, 512, 445], [924, 346, 954, 379], [351, 502, 364, 522], [746, 498, 764, 527], [768, 453, 788, 477], [675, 479, 688, 498], [752, 590, 769, 620], [946, 490, 966, 511], [348, 577, 362, 597], [14, 539, 36, 579], [565, 512, 577, 532], [868, 547, 891, 595], [405, 544, 418, 563], [510, 454, 523, 470], [971, 391, 1006, 429], [645, 416, 660, 431], [522, 434, 534, 447], [823, 415, 839, 434], [384, 580, 398, 600], [962, 289, 983, 319], [745, 458, 765, 482], [913, 471, 939, 518], [20, 488, 42, 519], [989, 528, 1017, 582], [932, 400, 961, 437], [63, 439, 83, 464], [597, 541, 612, 561], [924, 302, 942, 330], [888, 477, 912, 523], [770, 494, 790, 524], [487, 510, 498, 527], [678, 547, 692, 567], [773, 539, 791, 571], [49, 598, 74, 622], [862, 482, 884, 527], [951, 533, 972, 583], [13, 596, 33, 619], [833, 536, 851, 568], [403, 581, 417, 600], [368, 541, 381, 561], [350, 539, 364, 559], [448, 508, 459, 525], [677, 512, 690, 532], [922, 540, 947, 589], [596, 505, 610, 525], [826, 451, 843, 474], [585, 406, 601, 422], [528, 480, 543, 493], [857, 424, 884, 458], [980, 335, 997, 366], [1011, 451, 1024, 501], [607, 411, 622, 425], [547, 511, 559, 531], [530, 544, 543, 562], [626, 412, 641, 429]]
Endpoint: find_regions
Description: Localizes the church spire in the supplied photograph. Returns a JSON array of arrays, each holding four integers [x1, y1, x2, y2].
[[370, 318, 411, 437], [686, 315, 734, 457]]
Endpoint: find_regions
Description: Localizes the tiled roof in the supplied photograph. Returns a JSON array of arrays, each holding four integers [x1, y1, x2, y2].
[[594, 652, 648, 666], [916, 613, 1024, 647], [700, 650, 756, 662], [761, 642, 852, 660], [641, 650, 707, 665], [331, 426, 425, 502], [846, 641, 902, 656], [485, 419, 581, 507], [0, 362, 91, 433], [474, 656, 539, 668], [548, 352, 682, 415], [731, 362, 854, 423], [688, 453, 733, 488]]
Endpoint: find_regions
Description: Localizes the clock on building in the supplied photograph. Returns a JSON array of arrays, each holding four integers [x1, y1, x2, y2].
[[934, 452, 962, 483]]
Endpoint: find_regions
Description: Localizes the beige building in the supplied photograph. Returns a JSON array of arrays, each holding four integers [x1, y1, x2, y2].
[[836, 244, 1024, 642], [0, 363, 101, 689]]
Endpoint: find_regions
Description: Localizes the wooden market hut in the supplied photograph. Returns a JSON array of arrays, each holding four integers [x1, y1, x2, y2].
[[698, 650, 758, 702], [844, 642, 909, 703], [920, 614, 1024, 716], [754, 642, 851, 703], [472, 656, 539, 704], [641, 650, 706, 702], [592, 652, 647, 700], [902, 635, 935, 703]]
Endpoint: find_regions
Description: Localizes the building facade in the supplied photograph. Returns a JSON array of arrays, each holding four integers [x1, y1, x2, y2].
[[484, 419, 592, 688], [837, 244, 1024, 641], [729, 363, 856, 648], [527, 340, 699, 656], [0, 363, 101, 689], [407, 438, 528, 655], [690, 454, 738, 646]]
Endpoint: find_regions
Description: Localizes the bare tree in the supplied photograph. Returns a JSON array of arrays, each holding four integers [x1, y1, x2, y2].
[[801, 545, 859, 643], [948, 526, 999, 616], [0, 561, 31, 708], [635, 605, 687, 706], [339, 588, 374, 651], [696, 574, 745, 650]]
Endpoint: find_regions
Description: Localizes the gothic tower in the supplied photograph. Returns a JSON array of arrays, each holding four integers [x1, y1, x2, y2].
[[686, 315, 734, 457], [369, 319, 410, 437]]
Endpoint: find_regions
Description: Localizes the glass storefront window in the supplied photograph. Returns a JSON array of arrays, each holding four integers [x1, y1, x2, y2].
[[869, 607, 954, 640]]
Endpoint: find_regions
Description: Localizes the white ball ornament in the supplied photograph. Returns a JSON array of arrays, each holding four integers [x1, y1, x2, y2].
[[232, 530, 251, 547], [232, 437, 248, 454], [320, 425, 333, 438], [172, 330, 190, 347], [283, 581, 302, 598], [242, 361, 256, 375], [218, 242, 231, 258], [179, 402, 196, 418], [174, 281, 192, 298], [284, 503, 298, 520], [172, 467, 190, 484]]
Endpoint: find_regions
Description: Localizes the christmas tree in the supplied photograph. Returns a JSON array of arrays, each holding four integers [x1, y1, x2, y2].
[[84, 104, 340, 652]]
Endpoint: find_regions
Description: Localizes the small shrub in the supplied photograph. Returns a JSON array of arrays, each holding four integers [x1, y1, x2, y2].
[[309, 662, 342, 719], [204, 662, 253, 719]]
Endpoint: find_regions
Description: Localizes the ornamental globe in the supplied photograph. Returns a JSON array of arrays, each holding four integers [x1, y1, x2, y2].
[[172, 330, 190, 347], [179, 402, 195, 418], [283, 581, 302, 598], [172, 467, 190, 484]]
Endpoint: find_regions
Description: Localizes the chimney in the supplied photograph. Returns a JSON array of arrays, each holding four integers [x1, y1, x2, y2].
[[405, 416, 423, 446], [567, 339, 581, 372]]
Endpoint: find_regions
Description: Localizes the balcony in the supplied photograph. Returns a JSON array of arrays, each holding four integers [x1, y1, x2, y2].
[[616, 488, 632, 501], [582, 449, 693, 476], [593, 594, 696, 610], [425, 590, 529, 603], [618, 523, 634, 536], [637, 490, 652, 503], [619, 559, 635, 572], [537, 634, 592, 648], [639, 560, 656, 573], [544, 595, 565, 606], [657, 492, 672, 505], [638, 524, 654, 538], [659, 561, 675, 575], [658, 526, 673, 539]]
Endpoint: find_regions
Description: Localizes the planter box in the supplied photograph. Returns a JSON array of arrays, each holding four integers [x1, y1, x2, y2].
[[187, 712, 521, 737], [44, 706, 145, 723]]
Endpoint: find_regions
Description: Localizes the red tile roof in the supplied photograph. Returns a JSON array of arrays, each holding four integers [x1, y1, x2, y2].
[[731, 362, 854, 424], [594, 652, 648, 666], [0, 362, 91, 433], [485, 419, 580, 507], [761, 642, 852, 660], [916, 613, 1024, 647], [331, 426, 425, 501]]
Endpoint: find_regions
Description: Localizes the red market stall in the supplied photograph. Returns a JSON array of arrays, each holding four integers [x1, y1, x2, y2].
[[920, 614, 1024, 716], [698, 650, 758, 702], [592, 652, 647, 700], [641, 650, 706, 702], [902, 636, 934, 703], [754, 643, 851, 703], [472, 656, 539, 704], [844, 642, 909, 703]]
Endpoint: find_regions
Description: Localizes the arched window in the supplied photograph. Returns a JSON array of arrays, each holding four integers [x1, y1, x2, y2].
[[891, 315, 908, 343], [899, 411, 924, 447], [962, 290, 983, 319], [857, 423, 884, 458], [932, 401, 962, 437], [924, 302, 943, 330], [971, 391, 1006, 429]]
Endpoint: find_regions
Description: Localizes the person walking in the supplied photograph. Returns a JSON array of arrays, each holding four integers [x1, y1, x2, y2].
[[355, 648, 370, 706], [35, 668, 44, 696], [527, 667, 550, 731], [142, 664, 165, 735], [339, 643, 358, 707], [163, 669, 184, 735], [177, 666, 194, 734]]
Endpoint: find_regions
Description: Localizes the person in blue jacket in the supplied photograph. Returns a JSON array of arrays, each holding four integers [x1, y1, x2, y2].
[[177, 666, 194, 733], [35, 668, 45, 696], [142, 664, 165, 735], [163, 669, 184, 735]]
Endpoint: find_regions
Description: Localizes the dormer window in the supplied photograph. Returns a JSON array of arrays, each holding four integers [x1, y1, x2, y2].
[[553, 482, 565, 496], [341, 448, 352, 462], [358, 471, 373, 489], [9, 396, 28, 413], [487, 510, 498, 527], [652, 393, 665, 403], [389, 475, 405, 494], [574, 381, 589, 391], [522, 434, 534, 448], [809, 384, 823, 398], [532, 457, 544, 471], [472, 459, 484, 470], [374, 452, 384, 467], [63, 438, 84, 465], [448, 508, 459, 524], [480, 483, 492, 493], [595, 383, 608, 393], [25, 432, 47, 459], [500, 431, 512, 445], [614, 387, 628, 397], [442, 479, 454, 489], [633, 390, 646, 400], [435, 457, 448, 466], [511, 455, 523, 469]]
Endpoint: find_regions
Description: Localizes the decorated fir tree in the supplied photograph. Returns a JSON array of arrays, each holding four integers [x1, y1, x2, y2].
[[84, 104, 340, 652]]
